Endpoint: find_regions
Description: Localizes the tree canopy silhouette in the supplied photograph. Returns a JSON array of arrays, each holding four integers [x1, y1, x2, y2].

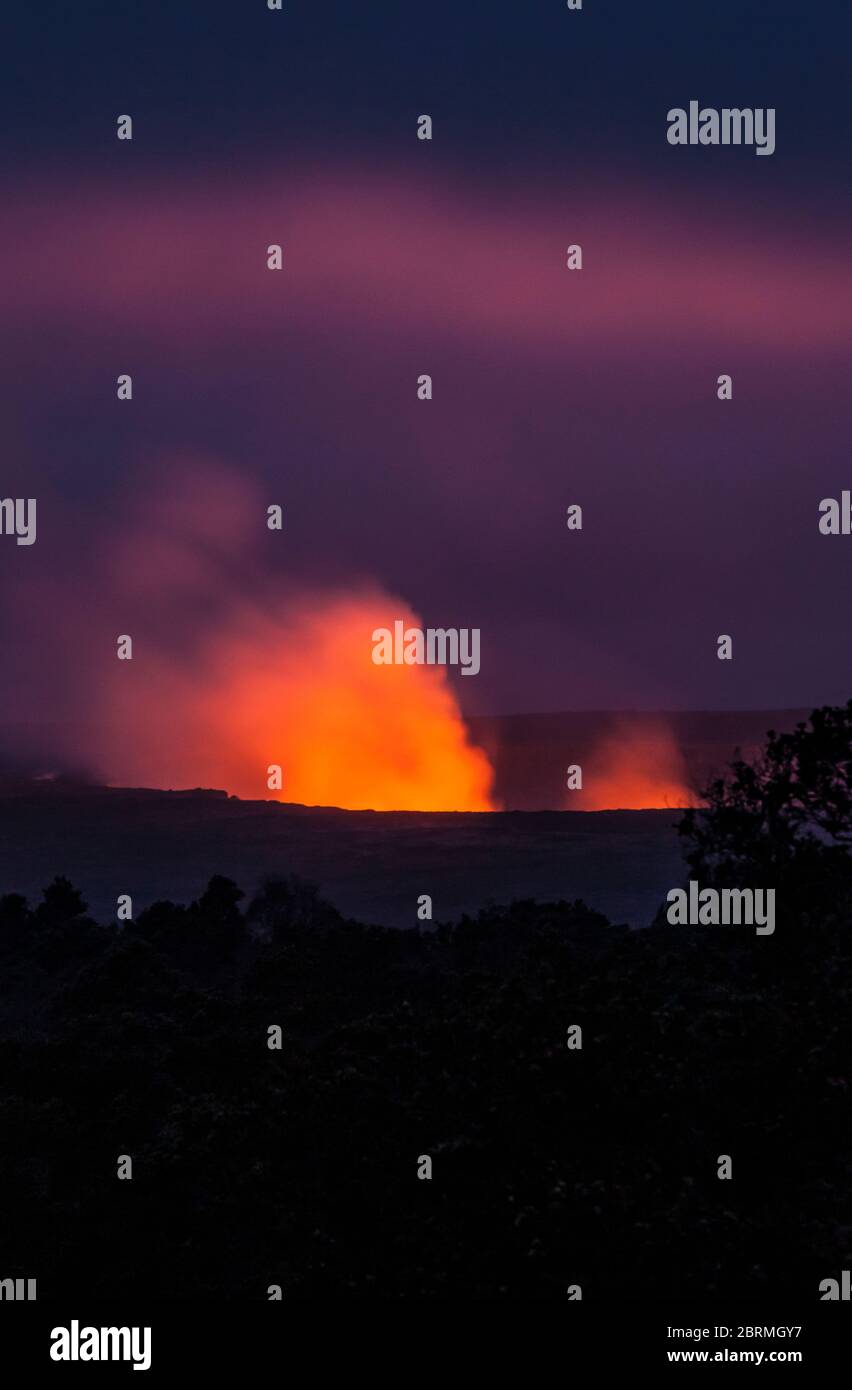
[[0, 864, 849, 1300], [678, 701, 852, 915]]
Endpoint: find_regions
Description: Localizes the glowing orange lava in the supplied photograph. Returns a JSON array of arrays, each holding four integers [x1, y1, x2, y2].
[[102, 592, 497, 811], [578, 723, 695, 810]]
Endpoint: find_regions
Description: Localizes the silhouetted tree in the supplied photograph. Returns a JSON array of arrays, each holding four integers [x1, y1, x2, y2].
[[36, 875, 88, 926], [197, 875, 244, 922], [246, 874, 340, 940], [135, 899, 187, 942], [678, 702, 852, 917], [180, 876, 248, 962]]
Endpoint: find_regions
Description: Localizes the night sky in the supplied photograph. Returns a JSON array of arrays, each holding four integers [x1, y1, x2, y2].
[[3, 0, 852, 730]]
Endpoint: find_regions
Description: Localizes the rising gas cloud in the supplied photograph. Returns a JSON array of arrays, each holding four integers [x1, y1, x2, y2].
[[578, 719, 695, 811], [99, 589, 496, 811], [63, 462, 497, 811], [3, 463, 697, 814]]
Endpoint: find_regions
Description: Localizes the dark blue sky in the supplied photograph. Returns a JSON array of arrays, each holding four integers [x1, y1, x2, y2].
[[5, 0, 851, 196], [2, 0, 852, 726]]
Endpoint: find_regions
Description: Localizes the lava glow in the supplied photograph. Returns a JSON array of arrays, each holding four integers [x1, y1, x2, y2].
[[579, 722, 695, 811], [102, 592, 497, 812]]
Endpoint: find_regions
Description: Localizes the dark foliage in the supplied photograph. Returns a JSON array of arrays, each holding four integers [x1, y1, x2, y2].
[[0, 859, 849, 1301], [678, 702, 852, 923]]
